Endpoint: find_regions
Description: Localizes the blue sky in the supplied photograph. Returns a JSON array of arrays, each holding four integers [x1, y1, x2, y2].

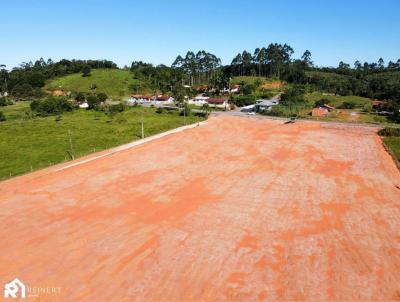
[[1, 0, 399, 69]]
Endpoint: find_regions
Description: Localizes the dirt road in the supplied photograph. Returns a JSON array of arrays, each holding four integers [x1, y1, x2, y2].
[[1, 116, 399, 301]]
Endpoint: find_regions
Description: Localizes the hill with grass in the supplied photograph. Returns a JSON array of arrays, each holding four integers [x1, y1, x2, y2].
[[44, 69, 141, 99], [304, 92, 371, 108]]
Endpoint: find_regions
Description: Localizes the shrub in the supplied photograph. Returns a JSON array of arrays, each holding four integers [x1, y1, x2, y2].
[[108, 103, 125, 114], [0, 111, 5, 121], [378, 127, 400, 137], [86, 95, 100, 109], [75, 92, 86, 102], [338, 101, 355, 109], [363, 103, 373, 113], [156, 107, 163, 114], [241, 83, 256, 95], [82, 66, 91, 77], [30, 97, 74, 116], [0, 97, 7, 106], [12, 83, 33, 98], [30, 100, 41, 111], [262, 104, 303, 118], [194, 111, 208, 118], [258, 91, 274, 99], [280, 85, 305, 105], [97, 93, 108, 103]]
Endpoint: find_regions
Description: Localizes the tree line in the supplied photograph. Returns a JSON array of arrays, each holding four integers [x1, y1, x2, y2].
[[1, 43, 399, 109], [0, 59, 117, 98]]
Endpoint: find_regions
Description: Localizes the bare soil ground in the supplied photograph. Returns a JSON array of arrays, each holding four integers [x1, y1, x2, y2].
[[1, 116, 400, 301], [262, 81, 284, 90]]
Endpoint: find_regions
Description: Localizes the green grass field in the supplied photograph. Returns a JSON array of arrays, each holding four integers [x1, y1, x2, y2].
[[383, 137, 400, 166], [0, 101, 31, 120], [0, 102, 204, 180], [45, 69, 140, 99], [305, 92, 371, 108]]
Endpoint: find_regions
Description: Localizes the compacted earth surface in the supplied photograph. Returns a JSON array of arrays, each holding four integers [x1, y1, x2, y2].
[[1, 115, 400, 301]]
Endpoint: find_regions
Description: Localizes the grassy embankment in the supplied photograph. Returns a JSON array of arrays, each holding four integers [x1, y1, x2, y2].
[[378, 128, 400, 165], [383, 137, 400, 163], [0, 102, 203, 180]]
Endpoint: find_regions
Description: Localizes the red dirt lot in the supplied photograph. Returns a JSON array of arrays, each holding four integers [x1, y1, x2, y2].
[[1, 115, 400, 301]]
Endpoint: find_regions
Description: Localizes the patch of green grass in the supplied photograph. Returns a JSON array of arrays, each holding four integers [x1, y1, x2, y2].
[[0, 101, 31, 120], [305, 92, 371, 108], [358, 113, 391, 124], [232, 76, 265, 85], [45, 69, 141, 99], [0, 105, 204, 180], [383, 137, 400, 163], [232, 76, 284, 84]]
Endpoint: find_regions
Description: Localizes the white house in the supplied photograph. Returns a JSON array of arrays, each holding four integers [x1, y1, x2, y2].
[[127, 95, 151, 105], [207, 98, 230, 110], [152, 96, 175, 104], [188, 95, 209, 106]]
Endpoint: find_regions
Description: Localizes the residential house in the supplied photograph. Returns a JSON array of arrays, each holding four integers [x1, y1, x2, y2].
[[222, 84, 240, 94], [188, 95, 209, 106], [207, 98, 229, 110], [127, 95, 151, 105], [152, 96, 174, 104]]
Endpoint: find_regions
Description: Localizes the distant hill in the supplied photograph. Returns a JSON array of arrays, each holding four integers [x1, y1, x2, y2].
[[44, 69, 141, 99]]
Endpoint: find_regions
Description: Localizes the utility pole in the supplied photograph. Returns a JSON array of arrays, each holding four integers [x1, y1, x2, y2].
[[141, 111, 144, 139], [68, 130, 74, 160], [183, 103, 186, 125]]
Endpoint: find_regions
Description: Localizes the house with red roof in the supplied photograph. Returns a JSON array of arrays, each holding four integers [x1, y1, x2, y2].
[[207, 98, 230, 110]]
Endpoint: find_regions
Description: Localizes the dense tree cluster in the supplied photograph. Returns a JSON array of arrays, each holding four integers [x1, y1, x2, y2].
[[229, 43, 301, 78], [30, 96, 75, 116], [172, 51, 221, 86], [130, 61, 183, 94]]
